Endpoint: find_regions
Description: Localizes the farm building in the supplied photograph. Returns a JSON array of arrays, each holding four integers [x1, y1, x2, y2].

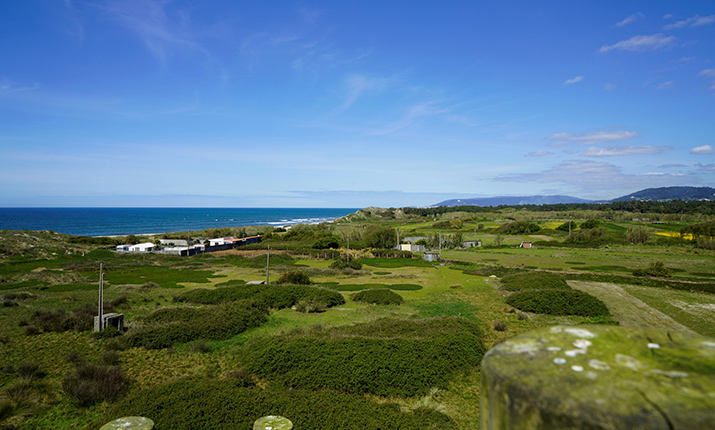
[[519, 241, 533, 249], [463, 240, 481, 248], [400, 244, 426, 252]]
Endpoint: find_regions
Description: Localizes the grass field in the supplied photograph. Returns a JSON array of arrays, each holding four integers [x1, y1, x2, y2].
[[1, 222, 715, 429]]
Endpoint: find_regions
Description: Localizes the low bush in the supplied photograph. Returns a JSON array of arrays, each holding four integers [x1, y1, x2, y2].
[[506, 290, 610, 317], [500, 272, 570, 291], [492, 321, 507, 332], [564, 228, 606, 245], [175, 284, 344, 310], [294, 298, 328, 313], [99, 379, 454, 430], [62, 364, 128, 406], [556, 221, 577, 232], [30, 303, 95, 333], [564, 272, 715, 294], [329, 259, 363, 270], [580, 219, 600, 229], [127, 301, 269, 349], [324, 283, 422, 292], [352, 289, 404, 305], [276, 271, 311, 285], [242, 317, 485, 398], [494, 221, 540, 234], [625, 226, 652, 245], [633, 261, 673, 278], [16, 362, 45, 380]]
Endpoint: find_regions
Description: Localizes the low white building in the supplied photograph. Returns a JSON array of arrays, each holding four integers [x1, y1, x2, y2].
[[128, 242, 155, 252], [400, 244, 425, 252]]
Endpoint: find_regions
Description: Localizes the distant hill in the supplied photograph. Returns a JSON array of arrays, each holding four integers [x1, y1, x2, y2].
[[611, 186, 715, 202], [433, 195, 594, 207]]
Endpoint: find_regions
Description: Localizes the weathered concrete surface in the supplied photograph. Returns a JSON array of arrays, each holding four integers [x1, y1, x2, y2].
[[100, 416, 154, 430], [481, 325, 715, 430], [253, 415, 293, 430]]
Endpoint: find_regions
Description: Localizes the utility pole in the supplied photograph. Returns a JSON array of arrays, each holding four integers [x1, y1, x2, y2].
[[346, 237, 350, 261], [266, 246, 270, 285], [438, 232, 442, 260], [97, 263, 104, 332]]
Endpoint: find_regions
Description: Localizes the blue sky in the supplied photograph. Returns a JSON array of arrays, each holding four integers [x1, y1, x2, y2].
[[1, 1, 714, 207]]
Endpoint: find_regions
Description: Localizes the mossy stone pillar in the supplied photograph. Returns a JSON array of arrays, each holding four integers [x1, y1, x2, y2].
[[481, 325, 715, 429], [253, 415, 293, 430], [100, 416, 154, 430]]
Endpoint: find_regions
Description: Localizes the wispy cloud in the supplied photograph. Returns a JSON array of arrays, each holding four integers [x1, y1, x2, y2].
[[663, 14, 673, 20], [700, 69, 715, 78], [616, 12, 644, 27], [338, 74, 388, 111], [547, 131, 639, 146], [583, 145, 672, 157], [494, 160, 694, 192], [659, 163, 687, 168], [691, 144, 715, 154], [0, 78, 39, 95], [603, 83, 617, 90], [599, 34, 676, 53], [102, 0, 207, 64], [526, 150, 552, 157], [696, 163, 715, 172], [657, 81, 675, 90], [665, 15, 715, 29], [368, 101, 449, 135], [563, 76, 584, 85]]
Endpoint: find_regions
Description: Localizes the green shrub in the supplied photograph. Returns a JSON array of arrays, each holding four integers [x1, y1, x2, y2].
[[175, 284, 344, 310], [625, 226, 652, 244], [506, 290, 610, 317], [329, 259, 363, 270], [242, 317, 484, 398], [500, 272, 570, 291], [99, 379, 455, 430], [564, 228, 606, 245], [633, 261, 673, 278], [580, 219, 600, 229], [556, 221, 577, 232], [311, 233, 341, 249], [126, 301, 269, 349], [494, 221, 540, 234], [276, 271, 311, 285], [352, 289, 404, 305]]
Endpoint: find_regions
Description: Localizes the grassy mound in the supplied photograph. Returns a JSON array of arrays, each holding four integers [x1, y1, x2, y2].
[[506, 290, 610, 317], [174, 284, 345, 309], [126, 301, 269, 349], [500, 272, 570, 291], [241, 317, 485, 397], [352, 289, 404, 305], [99, 379, 455, 430]]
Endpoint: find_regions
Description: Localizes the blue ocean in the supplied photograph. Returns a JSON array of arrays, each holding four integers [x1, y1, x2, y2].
[[0, 208, 358, 237]]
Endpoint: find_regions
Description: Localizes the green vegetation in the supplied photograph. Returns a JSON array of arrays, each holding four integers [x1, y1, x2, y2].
[[242, 318, 484, 397], [275, 270, 311, 285], [500, 272, 570, 291], [2, 201, 715, 430], [352, 289, 404, 305], [506, 290, 610, 317]]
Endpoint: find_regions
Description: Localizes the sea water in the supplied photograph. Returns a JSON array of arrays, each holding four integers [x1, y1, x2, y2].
[[0, 208, 358, 237]]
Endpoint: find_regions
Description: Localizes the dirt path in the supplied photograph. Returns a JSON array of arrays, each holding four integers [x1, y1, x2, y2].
[[568, 280, 694, 333]]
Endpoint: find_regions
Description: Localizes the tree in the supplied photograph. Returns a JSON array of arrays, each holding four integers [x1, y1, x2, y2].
[[625, 226, 651, 245]]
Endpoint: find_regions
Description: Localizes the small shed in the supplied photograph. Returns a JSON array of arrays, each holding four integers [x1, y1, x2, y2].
[[423, 252, 440, 262], [400, 244, 426, 252], [94, 313, 125, 332], [519, 241, 533, 249], [463, 240, 482, 248]]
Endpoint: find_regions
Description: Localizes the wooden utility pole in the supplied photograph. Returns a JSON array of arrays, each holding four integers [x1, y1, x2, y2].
[[97, 263, 104, 331], [266, 246, 270, 285]]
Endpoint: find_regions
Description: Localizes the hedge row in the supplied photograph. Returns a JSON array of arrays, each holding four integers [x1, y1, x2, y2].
[[505, 290, 610, 317], [563, 273, 715, 294], [241, 317, 485, 397], [126, 301, 269, 349], [99, 379, 455, 430], [352, 289, 404, 305], [500, 272, 570, 291], [174, 284, 345, 309]]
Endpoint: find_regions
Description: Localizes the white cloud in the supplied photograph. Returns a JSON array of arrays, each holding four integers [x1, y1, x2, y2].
[[583, 145, 672, 157], [657, 81, 675, 90], [696, 164, 715, 172], [659, 163, 687, 168], [699, 69, 715, 78], [494, 160, 695, 192], [665, 15, 715, 29], [599, 34, 676, 53], [526, 150, 552, 157], [691, 144, 715, 154], [616, 12, 644, 27], [663, 14, 673, 20], [547, 131, 639, 145], [337, 74, 388, 111], [0, 78, 39, 95], [563, 76, 585, 85], [603, 83, 617, 90]]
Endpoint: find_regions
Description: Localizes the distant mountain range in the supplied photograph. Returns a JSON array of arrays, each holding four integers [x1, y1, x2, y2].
[[433, 186, 715, 207]]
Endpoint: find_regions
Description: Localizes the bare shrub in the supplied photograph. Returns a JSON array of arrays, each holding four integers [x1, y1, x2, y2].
[[492, 321, 508, 332], [62, 365, 128, 406]]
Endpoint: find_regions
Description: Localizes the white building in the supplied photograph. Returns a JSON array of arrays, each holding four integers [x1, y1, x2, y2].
[[127, 242, 155, 252]]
